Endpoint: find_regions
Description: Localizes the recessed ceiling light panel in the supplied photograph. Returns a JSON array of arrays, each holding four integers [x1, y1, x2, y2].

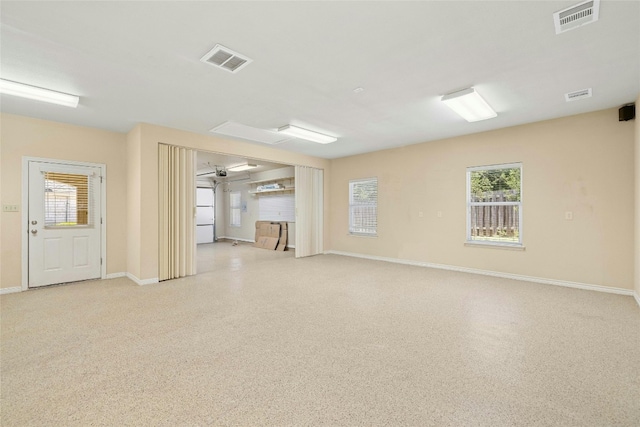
[[277, 125, 337, 144], [441, 88, 497, 122], [210, 121, 289, 144]]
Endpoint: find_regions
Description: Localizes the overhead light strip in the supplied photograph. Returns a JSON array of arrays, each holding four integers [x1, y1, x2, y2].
[[441, 88, 497, 122], [0, 79, 80, 108], [227, 163, 258, 172], [277, 125, 337, 144]]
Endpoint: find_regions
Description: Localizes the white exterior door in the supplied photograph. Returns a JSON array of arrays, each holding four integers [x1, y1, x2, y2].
[[28, 161, 102, 287]]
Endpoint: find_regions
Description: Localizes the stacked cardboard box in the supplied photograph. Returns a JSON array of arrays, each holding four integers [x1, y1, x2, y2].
[[254, 221, 288, 251]]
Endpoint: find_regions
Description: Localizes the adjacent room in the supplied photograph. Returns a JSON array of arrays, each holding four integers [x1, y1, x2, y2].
[[194, 151, 297, 274], [1, 1, 639, 425]]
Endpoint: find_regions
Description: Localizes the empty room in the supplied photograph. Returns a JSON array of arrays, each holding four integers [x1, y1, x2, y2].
[[1, 1, 639, 426]]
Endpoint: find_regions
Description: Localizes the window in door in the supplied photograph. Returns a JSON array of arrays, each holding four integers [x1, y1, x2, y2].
[[44, 172, 93, 227]]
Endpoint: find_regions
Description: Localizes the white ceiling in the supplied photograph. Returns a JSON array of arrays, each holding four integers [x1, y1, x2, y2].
[[1, 1, 638, 159]]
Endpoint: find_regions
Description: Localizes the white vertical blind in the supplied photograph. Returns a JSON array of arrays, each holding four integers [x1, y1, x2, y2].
[[349, 178, 377, 235], [159, 144, 196, 281], [229, 191, 241, 226], [295, 166, 323, 258]]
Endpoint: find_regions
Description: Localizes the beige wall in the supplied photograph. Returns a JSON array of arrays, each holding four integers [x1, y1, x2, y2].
[[131, 124, 330, 281], [3, 108, 635, 292], [329, 108, 635, 290], [635, 94, 640, 299], [0, 114, 128, 288]]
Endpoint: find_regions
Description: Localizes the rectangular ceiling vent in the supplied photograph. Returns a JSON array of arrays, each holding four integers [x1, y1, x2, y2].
[[200, 44, 252, 73], [565, 88, 592, 102], [554, 0, 600, 34]]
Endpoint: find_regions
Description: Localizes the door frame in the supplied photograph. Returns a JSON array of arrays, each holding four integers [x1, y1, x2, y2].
[[21, 157, 107, 291]]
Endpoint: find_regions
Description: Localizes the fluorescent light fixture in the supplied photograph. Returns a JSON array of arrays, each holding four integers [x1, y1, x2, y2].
[[277, 124, 337, 144], [0, 79, 79, 108], [441, 88, 497, 122], [227, 163, 258, 172]]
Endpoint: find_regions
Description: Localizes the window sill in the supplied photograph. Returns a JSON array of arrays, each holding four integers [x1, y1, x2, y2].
[[464, 241, 525, 251], [348, 233, 377, 238]]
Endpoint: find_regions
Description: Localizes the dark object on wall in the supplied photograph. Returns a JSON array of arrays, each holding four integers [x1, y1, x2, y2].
[[619, 104, 635, 121]]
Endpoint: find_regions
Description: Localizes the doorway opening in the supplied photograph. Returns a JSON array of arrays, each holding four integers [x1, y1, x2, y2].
[[195, 151, 297, 274]]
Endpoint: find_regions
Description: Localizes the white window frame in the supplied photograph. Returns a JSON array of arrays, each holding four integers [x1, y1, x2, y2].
[[466, 162, 523, 247], [349, 177, 378, 237], [229, 191, 241, 227]]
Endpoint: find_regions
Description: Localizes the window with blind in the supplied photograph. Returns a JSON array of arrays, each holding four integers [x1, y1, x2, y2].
[[349, 178, 377, 236], [467, 163, 522, 246], [44, 172, 93, 227], [229, 191, 241, 227], [259, 194, 295, 222]]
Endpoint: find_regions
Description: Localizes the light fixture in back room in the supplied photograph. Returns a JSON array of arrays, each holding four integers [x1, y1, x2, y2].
[[441, 88, 497, 122], [228, 163, 258, 172], [277, 125, 337, 144]]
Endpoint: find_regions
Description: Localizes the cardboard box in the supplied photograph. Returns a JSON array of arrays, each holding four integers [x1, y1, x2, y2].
[[255, 236, 279, 250], [266, 224, 280, 238], [254, 222, 280, 249], [276, 222, 288, 251], [254, 221, 288, 250], [255, 221, 270, 243]]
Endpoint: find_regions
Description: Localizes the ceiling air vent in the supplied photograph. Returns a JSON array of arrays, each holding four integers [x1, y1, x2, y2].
[[565, 88, 592, 102], [200, 44, 252, 73], [554, 0, 600, 34]]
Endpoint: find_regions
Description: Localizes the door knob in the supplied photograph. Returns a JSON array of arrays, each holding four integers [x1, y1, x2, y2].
[[31, 220, 38, 225], [31, 229, 37, 235]]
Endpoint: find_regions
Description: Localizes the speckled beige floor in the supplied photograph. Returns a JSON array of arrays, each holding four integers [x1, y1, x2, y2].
[[1, 242, 639, 426]]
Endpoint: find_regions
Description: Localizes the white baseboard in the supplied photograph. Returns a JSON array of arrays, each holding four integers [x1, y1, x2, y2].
[[0, 286, 22, 295], [218, 236, 295, 249], [217, 236, 255, 243], [125, 273, 159, 286], [105, 272, 126, 279], [325, 250, 634, 297], [634, 292, 640, 308]]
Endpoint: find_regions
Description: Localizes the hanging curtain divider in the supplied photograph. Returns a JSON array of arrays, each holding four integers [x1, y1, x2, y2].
[[159, 144, 196, 281], [295, 166, 323, 258]]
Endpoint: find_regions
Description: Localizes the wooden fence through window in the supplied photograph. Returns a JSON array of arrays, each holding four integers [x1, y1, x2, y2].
[[470, 191, 519, 239]]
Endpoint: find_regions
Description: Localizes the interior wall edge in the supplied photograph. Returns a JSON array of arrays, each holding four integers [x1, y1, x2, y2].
[[125, 273, 159, 286]]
